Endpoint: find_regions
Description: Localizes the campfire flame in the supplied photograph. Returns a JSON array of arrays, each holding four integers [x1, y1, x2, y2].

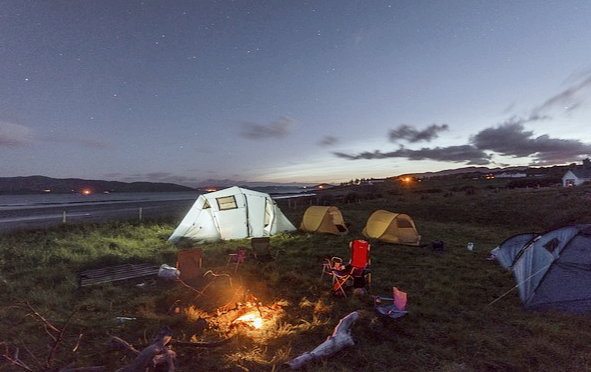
[[235, 312, 263, 329]]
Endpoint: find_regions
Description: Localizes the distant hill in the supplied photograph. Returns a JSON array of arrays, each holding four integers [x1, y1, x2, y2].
[[0, 176, 195, 194], [194, 178, 313, 188], [402, 165, 568, 179], [404, 166, 528, 178]]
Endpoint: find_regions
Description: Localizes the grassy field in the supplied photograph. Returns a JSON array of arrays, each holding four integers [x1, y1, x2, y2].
[[2, 183, 591, 371]]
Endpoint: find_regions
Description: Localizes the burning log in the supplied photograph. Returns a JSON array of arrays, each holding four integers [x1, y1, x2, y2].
[[285, 311, 361, 370]]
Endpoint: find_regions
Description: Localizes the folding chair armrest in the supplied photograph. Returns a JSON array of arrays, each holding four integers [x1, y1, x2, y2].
[[373, 296, 394, 303], [327, 256, 344, 270]]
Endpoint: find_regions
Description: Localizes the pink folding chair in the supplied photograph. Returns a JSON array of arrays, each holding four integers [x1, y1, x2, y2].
[[374, 287, 409, 319], [226, 247, 248, 272]]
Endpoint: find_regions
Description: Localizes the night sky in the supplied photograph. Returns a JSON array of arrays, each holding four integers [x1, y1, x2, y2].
[[2, 0, 591, 187]]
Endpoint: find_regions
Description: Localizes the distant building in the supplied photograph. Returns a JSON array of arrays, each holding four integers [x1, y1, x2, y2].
[[494, 172, 527, 178], [563, 158, 591, 187]]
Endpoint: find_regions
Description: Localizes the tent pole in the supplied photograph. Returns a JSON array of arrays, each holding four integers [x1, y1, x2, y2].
[[487, 263, 552, 306]]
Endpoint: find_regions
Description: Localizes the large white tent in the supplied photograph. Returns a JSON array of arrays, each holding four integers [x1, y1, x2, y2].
[[169, 186, 296, 244]]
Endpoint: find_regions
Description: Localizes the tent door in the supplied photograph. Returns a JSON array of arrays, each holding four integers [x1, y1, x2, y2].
[[245, 195, 268, 237], [214, 194, 248, 239]]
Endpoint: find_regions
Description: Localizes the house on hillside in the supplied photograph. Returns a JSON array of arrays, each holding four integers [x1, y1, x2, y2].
[[562, 158, 591, 187]]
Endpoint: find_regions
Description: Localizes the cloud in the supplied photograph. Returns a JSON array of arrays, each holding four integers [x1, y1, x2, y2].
[[144, 172, 173, 180], [43, 132, 107, 148], [240, 116, 297, 140], [0, 121, 35, 147], [0, 120, 106, 149], [318, 135, 339, 147], [334, 145, 491, 165], [335, 122, 488, 165], [389, 124, 449, 143], [533, 72, 591, 115], [471, 122, 591, 165], [78, 138, 107, 148]]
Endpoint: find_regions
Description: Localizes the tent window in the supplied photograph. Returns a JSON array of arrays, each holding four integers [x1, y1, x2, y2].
[[203, 200, 211, 209], [543, 237, 560, 253], [397, 219, 413, 228], [217, 196, 237, 210]]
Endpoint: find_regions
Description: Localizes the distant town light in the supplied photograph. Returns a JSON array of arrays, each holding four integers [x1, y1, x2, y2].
[[81, 189, 93, 195]]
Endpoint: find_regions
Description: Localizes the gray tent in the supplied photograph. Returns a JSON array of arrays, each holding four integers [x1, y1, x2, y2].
[[492, 224, 591, 312]]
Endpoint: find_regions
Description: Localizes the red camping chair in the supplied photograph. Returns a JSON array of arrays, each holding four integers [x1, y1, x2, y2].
[[329, 239, 371, 297]]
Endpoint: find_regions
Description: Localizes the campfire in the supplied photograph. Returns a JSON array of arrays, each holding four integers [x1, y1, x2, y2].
[[182, 291, 289, 343], [234, 312, 263, 329], [223, 298, 286, 333]]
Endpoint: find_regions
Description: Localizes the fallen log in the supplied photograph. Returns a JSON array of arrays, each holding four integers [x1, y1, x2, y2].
[[114, 328, 175, 372], [110, 335, 232, 353], [54, 364, 106, 372], [109, 337, 141, 359], [285, 311, 361, 370], [170, 338, 233, 348]]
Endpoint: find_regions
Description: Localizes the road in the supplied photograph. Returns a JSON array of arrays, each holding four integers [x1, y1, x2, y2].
[[0, 198, 194, 234]]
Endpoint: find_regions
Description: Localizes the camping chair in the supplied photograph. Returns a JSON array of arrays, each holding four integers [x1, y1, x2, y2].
[[373, 286, 409, 319], [321, 256, 344, 281], [330, 239, 371, 297], [226, 247, 248, 273], [176, 248, 203, 282], [250, 237, 278, 269]]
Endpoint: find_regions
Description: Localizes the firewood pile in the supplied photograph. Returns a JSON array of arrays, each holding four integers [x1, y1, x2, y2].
[[176, 292, 289, 339]]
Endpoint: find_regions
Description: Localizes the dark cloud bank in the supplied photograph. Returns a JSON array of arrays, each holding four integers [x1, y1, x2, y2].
[[335, 122, 591, 166], [335, 72, 591, 167]]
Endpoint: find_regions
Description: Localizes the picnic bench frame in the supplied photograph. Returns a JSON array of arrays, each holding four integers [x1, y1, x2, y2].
[[79, 263, 161, 287]]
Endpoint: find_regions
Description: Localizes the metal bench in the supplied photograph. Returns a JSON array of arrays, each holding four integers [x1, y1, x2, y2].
[[79, 263, 161, 287]]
